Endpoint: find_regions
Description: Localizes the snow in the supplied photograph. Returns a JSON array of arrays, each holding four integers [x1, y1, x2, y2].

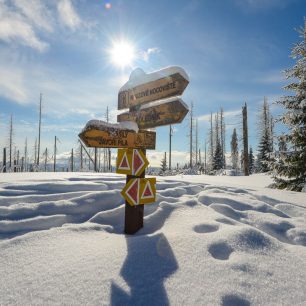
[[83, 120, 139, 133], [119, 66, 189, 92], [0, 172, 306, 305], [139, 96, 189, 111]]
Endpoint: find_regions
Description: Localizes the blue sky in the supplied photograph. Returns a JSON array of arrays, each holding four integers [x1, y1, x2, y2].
[[0, 0, 305, 167]]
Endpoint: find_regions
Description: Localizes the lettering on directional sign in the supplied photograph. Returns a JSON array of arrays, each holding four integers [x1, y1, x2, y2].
[[121, 178, 156, 206], [117, 97, 189, 129], [118, 66, 189, 110], [79, 128, 156, 149], [116, 148, 149, 176]]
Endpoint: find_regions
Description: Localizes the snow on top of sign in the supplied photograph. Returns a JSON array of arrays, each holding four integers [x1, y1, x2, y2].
[[83, 120, 138, 133], [139, 96, 189, 111], [119, 66, 189, 92]]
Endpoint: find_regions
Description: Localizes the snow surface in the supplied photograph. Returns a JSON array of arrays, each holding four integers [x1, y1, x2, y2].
[[83, 120, 139, 133], [119, 66, 189, 92], [0, 172, 306, 305], [139, 96, 189, 111]]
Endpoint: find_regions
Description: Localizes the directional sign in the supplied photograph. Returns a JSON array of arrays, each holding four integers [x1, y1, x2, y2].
[[118, 66, 189, 110], [121, 178, 156, 206], [79, 127, 156, 149], [117, 97, 189, 129], [116, 148, 149, 176]]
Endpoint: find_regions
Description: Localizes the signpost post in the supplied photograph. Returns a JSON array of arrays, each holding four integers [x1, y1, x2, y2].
[[79, 66, 189, 234]]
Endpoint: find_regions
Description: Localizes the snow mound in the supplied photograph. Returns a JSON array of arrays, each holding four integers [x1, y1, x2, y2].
[[82, 120, 139, 133], [0, 172, 306, 305]]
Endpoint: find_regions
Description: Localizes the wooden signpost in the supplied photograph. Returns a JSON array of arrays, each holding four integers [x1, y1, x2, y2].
[[79, 66, 189, 235], [117, 97, 189, 129], [118, 66, 189, 110], [79, 126, 156, 149]]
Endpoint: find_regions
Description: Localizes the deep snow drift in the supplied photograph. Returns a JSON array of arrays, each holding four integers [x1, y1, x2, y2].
[[0, 172, 305, 305]]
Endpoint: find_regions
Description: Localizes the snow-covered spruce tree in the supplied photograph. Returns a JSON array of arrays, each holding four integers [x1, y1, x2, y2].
[[278, 134, 287, 152], [249, 147, 255, 174], [160, 152, 167, 173], [257, 97, 273, 172], [271, 22, 306, 191], [231, 128, 239, 174]]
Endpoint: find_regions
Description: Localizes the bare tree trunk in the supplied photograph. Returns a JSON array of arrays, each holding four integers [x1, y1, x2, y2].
[[37, 93, 42, 167], [190, 102, 193, 168], [9, 115, 13, 170], [3, 148, 6, 173], [54, 136, 57, 172], [169, 125, 172, 170], [242, 103, 249, 176]]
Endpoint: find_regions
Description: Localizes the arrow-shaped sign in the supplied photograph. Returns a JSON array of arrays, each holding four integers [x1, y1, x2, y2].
[[116, 149, 149, 176], [118, 66, 189, 110], [79, 127, 156, 149], [117, 97, 189, 129], [121, 178, 156, 206]]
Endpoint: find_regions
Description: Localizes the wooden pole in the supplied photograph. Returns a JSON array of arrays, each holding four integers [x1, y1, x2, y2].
[[169, 125, 172, 170], [124, 149, 145, 234]]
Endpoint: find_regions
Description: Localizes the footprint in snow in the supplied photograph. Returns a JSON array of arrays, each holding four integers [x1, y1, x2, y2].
[[221, 294, 250, 306], [193, 223, 219, 233], [208, 241, 233, 260]]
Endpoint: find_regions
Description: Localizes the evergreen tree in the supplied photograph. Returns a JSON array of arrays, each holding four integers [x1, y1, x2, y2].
[[271, 22, 306, 191], [213, 113, 223, 170], [213, 140, 223, 170], [230, 128, 239, 173], [160, 152, 167, 173], [278, 134, 287, 152], [257, 97, 273, 172], [249, 147, 255, 174]]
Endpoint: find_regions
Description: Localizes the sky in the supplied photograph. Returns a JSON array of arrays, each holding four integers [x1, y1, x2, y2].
[[0, 0, 305, 168]]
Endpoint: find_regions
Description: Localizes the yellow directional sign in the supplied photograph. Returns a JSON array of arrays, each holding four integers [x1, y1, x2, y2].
[[121, 178, 156, 206], [117, 97, 189, 129], [116, 149, 149, 176], [118, 67, 189, 110], [79, 127, 156, 149]]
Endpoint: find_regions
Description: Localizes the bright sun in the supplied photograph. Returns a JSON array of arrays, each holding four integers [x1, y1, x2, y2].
[[110, 40, 135, 68]]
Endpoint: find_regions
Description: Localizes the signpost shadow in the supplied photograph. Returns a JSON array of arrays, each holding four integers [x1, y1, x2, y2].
[[110, 233, 178, 306]]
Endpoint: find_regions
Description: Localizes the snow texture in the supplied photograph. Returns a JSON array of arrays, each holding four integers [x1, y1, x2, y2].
[[0, 172, 306, 305], [139, 96, 189, 111], [119, 66, 189, 92], [83, 120, 139, 133]]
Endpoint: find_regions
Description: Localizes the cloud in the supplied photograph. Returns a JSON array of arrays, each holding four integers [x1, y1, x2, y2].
[[235, 0, 297, 11], [198, 109, 241, 123], [0, 0, 86, 51], [252, 70, 286, 85], [57, 0, 82, 30], [0, 63, 29, 103], [12, 0, 54, 32], [0, 1, 49, 52], [141, 47, 160, 62]]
